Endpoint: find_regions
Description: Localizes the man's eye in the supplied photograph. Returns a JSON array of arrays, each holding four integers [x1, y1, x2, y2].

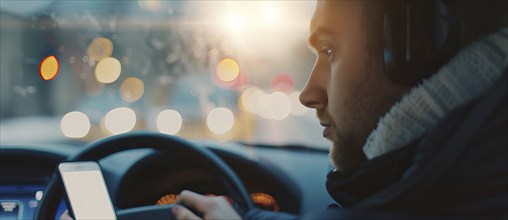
[[319, 49, 331, 55], [319, 48, 334, 61], [325, 49, 333, 56]]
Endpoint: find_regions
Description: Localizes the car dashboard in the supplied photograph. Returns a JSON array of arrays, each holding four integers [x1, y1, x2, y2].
[[0, 139, 335, 219]]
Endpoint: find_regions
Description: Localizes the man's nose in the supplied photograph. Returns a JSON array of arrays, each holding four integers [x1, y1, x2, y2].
[[299, 69, 327, 109]]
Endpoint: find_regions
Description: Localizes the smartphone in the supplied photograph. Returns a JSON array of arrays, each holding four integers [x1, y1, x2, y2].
[[58, 161, 117, 220]]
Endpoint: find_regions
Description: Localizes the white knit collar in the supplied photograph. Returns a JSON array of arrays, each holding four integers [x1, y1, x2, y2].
[[363, 28, 508, 160]]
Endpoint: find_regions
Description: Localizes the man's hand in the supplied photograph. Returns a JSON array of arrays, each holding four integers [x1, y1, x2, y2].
[[172, 190, 241, 220]]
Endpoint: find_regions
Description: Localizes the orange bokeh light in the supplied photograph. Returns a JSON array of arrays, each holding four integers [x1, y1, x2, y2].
[[39, 55, 60, 81]]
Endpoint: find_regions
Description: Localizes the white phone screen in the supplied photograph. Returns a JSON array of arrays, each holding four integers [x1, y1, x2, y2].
[[59, 162, 116, 220]]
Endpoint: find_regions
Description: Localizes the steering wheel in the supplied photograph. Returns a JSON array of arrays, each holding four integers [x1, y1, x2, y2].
[[35, 131, 255, 220]]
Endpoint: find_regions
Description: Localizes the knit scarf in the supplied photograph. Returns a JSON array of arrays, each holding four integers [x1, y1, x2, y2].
[[363, 28, 508, 160]]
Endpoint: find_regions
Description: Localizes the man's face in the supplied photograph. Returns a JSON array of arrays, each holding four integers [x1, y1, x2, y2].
[[300, 1, 409, 172]]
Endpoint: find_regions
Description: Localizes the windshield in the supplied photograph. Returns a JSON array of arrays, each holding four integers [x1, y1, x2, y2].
[[0, 0, 328, 149]]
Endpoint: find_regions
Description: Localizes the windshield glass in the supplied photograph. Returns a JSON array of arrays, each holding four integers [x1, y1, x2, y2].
[[0, 0, 328, 149]]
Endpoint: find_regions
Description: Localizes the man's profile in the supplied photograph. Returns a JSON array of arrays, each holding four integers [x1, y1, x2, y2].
[[172, 0, 508, 219]]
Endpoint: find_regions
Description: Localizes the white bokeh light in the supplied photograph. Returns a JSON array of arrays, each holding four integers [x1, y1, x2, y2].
[[240, 87, 264, 114], [289, 91, 308, 116], [60, 111, 90, 138], [207, 108, 235, 134], [35, 191, 43, 201], [95, 57, 121, 84], [256, 92, 273, 120], [104, 107, 136, 135], [267, 92, 291, 120], [157, 109, 183, 135]]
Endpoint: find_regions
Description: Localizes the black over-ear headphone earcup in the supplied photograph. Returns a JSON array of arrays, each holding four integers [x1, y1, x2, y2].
[[383, 0, 459, 86]]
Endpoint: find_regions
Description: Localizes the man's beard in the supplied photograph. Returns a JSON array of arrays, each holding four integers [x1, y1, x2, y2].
[[318, 111, 367, 172], [328, 126, 366, 172]]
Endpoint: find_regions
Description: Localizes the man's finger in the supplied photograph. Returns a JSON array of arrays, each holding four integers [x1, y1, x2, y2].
[[177, 190, 212, 213], [171, 204, 202, 220]]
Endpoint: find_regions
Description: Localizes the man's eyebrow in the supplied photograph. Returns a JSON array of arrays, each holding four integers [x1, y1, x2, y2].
[[307, 27, 336, 49]]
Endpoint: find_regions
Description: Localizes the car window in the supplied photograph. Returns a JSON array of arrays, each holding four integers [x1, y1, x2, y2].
[[0, 1, 328, 149]]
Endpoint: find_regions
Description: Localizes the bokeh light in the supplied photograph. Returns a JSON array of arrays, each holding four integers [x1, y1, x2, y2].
[[271, 73, 294, 93], [35, 191, 43, 201], [207, 107, 235, 134], [239, 87, 263, 114], [240, 88, 295, 120], [39, 55, 60, 81], [267, 92, 291, 120], [87, 37, 113, 62], [60, 111, 90, 138], [289, 91, 308, 115], [256, 92, 272, 120], [216, 58, 240, 82], [104, 107, 136, 135], [95, 57, 121, 84], [157, 109, 182, 135], [120, 77, 145, 103], [138, 0, 163, 12]]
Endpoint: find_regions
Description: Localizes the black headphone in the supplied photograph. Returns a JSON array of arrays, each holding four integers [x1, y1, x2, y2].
[[383, 0, 460, 85]]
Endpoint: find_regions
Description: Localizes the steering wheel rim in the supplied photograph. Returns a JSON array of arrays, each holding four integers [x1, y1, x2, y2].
[[35, 131, 254, 220]]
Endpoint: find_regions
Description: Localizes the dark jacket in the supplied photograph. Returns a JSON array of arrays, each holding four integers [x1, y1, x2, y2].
[[245, 70, 508, 219]]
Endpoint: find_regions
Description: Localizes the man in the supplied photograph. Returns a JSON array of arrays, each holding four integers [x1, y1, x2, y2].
[[172, 1, 508, 219]]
